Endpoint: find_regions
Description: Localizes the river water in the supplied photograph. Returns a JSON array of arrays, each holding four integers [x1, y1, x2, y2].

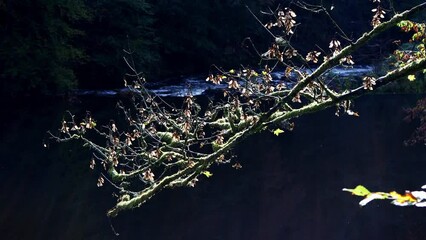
[[0, 93, 425, 240]]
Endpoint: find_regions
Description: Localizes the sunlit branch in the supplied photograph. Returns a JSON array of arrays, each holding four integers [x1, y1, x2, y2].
[[51, 2, 426, 217]]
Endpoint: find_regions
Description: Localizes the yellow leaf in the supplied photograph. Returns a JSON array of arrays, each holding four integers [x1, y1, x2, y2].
[[342, 185, 371, 197], [229, 69, 235, 74], [273, 128, 285, 136], [390, 191, 417, 203], [408, 75, 416, 81], [201, 171, 213, 178]]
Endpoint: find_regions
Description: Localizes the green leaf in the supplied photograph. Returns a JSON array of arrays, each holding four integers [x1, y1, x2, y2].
[[273, 128, 285, 136], [408, 75, 416, 81], [342, 185, 371, 196], [201, 171, 213, 178]]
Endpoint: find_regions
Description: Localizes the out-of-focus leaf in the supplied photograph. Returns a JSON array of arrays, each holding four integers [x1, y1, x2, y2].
[[409, 191, 426, 200], [359, 193, 387, 206], [389, 191, 417, 205], [342, 185, 371, 196], [345, 185, 426, 208]]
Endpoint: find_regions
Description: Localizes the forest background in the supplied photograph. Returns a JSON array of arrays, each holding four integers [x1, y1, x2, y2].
[[1, 0, 425, 97]]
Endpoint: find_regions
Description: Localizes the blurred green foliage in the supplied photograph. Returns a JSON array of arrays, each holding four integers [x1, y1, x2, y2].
[[77, 0, 158, 89], [0, 0, 157, 95], [1, 0, 425, 96], [0, 0, 90, 95]]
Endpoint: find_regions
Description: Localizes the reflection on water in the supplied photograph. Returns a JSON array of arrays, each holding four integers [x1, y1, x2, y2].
[[0, 94, 425, 240]]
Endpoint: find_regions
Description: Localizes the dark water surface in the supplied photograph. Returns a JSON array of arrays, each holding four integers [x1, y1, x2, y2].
[[1, 94, 425, 240]]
